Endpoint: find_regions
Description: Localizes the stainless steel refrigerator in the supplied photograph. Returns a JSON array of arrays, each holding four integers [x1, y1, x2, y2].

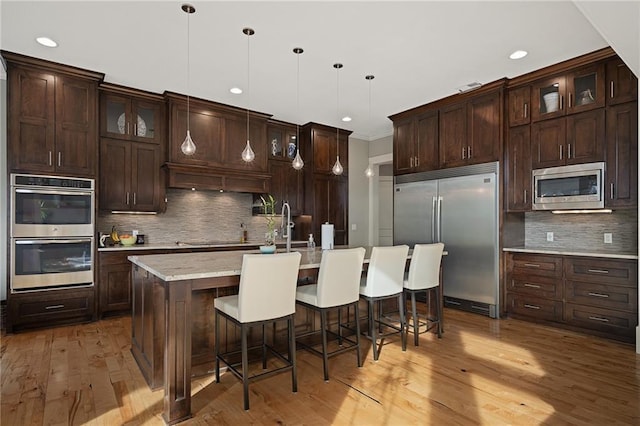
[[394, 162, 499, 318]]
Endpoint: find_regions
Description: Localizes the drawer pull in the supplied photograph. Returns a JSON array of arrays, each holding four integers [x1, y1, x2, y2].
[[587, 292, 609, 298], [45, 304, 65, 310], [588, 316, 609, 323], [524, 304, 540, 310], [523, 263, 540, 268], [524, 283, 541, 289], [587, 269, 609, 274]]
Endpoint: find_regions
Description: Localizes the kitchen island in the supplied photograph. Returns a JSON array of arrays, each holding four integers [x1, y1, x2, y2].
[[128, 247, 351, 424]]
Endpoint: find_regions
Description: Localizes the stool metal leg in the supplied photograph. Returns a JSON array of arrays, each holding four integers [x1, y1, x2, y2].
[[435, 286, 443, 338], [289, 315, 297, 393], [215, 309, 221, 382], [369, 298, 378, 361], [320, 309, 329, 381], [411, 291, 419, 346], [398, 294, 407, 351], [241, 323, 249, 410], [262, 323, 267, 369], [354, 302, 362, 368]]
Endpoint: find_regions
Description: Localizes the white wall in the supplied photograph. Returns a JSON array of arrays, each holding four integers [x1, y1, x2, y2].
[[348, 136, 370, 246]]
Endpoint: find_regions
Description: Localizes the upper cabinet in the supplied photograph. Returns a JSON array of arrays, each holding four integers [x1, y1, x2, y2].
[[267, 121, 300, 161], [393, 111, 439, 174], [606, 58, 638, 106], [4, 51, 104, 178], [266, 121, 305, 216], [100, 84, 165, 144], [302, 123, 350, 175], [531, 63, 606, 122], [605, 102, 638, 208], [391, 81, 504, 174], [508, 86, 531, 127]]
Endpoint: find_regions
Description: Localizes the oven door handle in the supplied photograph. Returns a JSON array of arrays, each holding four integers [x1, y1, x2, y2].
[[15, 238, 93, 245], [15, 188, 91, 197]]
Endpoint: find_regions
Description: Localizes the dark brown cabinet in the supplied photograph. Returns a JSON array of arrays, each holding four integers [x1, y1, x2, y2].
[[4, 51, 103, 177], [99, 139, 162, 212], [100, 85, 164, 144], [312, 175, 348, 246], [531, 63, 605, 122], [605, 102, 638, 208], [531, 109, 605, 169], [308, 125, 349, 175], [268, 160, 304, 216], [508, 86, 531, 127], [99, 252, 133, 316], [439, 90, 501, 169], [505, 125, 531, 211], [506, 252, 638, 342], [267, 121, 299, 161], [606, 58, 638, 106], [393, 111, 439, 175]]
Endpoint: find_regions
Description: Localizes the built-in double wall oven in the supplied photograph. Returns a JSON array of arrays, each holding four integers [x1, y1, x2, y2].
[[10, 174, 95, 292]]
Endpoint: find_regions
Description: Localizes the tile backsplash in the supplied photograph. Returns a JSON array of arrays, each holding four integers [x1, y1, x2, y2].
[[525, 210, 637, 253], [98, 189, 275, 245]]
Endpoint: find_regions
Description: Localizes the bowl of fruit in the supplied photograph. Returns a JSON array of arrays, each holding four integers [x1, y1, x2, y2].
[[119, 233, 136, 246]]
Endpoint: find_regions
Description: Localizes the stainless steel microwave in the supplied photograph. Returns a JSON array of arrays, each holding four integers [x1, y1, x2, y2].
[[532, 162, 605, 210]]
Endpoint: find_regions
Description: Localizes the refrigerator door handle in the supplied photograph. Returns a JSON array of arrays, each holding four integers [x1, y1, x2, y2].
[[436, 196, 443, 242]]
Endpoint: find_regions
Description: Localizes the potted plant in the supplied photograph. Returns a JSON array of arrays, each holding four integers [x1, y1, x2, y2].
[[260, 194, 277, 253]]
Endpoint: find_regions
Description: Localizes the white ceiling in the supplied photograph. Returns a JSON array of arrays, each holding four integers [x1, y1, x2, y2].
[[1, 1, 635, 141]]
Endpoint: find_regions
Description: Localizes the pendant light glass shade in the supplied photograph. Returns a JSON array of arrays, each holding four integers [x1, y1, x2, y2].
[[242, 140, 255, 162], [332, 63, 344, 176], [364, 164, 374, 177], [180, 4, 196, 156], [292, 47, 304, 170], [242, 27, 255, 163]]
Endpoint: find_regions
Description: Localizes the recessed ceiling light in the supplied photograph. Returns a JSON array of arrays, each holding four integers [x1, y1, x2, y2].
[[342, 116, 352, 122], [509, 50, 528, 60], [36, 36, 58, 48], [230, 87, 242, 94]]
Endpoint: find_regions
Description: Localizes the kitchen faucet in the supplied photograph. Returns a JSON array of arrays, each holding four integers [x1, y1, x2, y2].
[[281, 202, 293, 253]]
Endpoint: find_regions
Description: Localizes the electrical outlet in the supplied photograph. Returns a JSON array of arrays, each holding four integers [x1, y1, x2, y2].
[[546, 232, 554, 242], [132, 229, 139, 236], [604, 233, 613, 244], [351, 223, 357, 231]]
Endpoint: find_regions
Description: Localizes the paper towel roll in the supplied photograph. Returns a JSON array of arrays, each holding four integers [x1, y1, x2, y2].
[[321, 223, 334, 250]]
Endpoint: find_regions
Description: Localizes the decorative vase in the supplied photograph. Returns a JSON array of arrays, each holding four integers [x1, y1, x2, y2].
[[259, 245, 276, 254]]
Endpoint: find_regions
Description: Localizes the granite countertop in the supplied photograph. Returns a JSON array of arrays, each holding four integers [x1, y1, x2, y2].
[[503, 247, 638, 260], [98, 240, 307, 252], [129, 247, 329, 281]]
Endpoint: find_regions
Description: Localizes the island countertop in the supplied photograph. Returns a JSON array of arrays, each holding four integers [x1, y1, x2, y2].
[[128, 247, 327, 281]]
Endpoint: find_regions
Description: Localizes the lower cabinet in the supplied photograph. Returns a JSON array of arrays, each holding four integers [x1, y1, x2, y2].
[[506, 252, 638, 342], [99, 251, 135, 316], [6, 287, 96, 333]]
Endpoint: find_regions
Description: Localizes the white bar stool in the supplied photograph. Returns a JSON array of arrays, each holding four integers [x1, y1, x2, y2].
[[295, 247, 366, 381], [359, 245, 409, 361], [404, 243, 444, 346], [214, 251, 302, 410]]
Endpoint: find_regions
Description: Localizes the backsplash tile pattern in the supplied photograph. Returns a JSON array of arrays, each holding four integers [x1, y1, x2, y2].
[[525, 210, 637, 253], [98, 189, 274, 245]]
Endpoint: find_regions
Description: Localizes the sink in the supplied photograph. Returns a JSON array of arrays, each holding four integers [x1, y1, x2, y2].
[[175, 241, 245, 247]]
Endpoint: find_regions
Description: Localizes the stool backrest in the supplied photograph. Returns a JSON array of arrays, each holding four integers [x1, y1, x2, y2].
[[238, 252, 302, 323], [405, 243, 445, 290], [361, 245, 409, 297], [316, 247, 366, 308]]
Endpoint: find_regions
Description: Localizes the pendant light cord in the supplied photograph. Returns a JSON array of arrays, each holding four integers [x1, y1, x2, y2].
[[186, 8, 191, 132], [296, 50, 300, 155], [246, 30, 250, 142]]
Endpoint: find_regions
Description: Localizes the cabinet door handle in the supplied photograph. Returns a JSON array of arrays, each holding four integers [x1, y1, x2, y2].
[[524, 189, 528, 203], [134, 123, 137, 136], [524, 103, 528, 119], [610, 81, 614, 98], [133, 192, 136, 205], [587, 269, 609, 274], [523, 263, 540, 268], [610, 183, 615, 199], [415, 156, 419, 167], [524, 304, 540, 310], [524, 283, 541, 289], [560, 95, 564, 110], [126, 192, 130, 205], [45, 304, 65, 310], [588, 292, 609, 298], [462, 147, 466, 159], [559, 145, 563, 160], [127, 122, 130, 135], [567, 143, 571, 159], [410, 157, 414, 168], [568, 92, 572, 108], [48, 151, 52, 166], [58, 152, 62, 167], [467, 146, 471, 159], [588, 316, 609, 323]]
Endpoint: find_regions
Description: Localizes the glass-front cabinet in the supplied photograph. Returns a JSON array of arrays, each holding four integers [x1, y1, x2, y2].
[[99, 85, 164, 144], [268, 122, 299, 160], [531, 63, 605, 122]]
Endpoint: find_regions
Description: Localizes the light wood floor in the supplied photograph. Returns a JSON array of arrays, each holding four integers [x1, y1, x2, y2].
[[1, 309, 639, 425]]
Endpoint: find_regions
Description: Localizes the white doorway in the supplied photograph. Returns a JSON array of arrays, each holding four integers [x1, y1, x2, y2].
[[367, 154, 393, 246]]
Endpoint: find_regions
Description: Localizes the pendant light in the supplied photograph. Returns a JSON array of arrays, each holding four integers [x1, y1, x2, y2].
[[332, 63, 344, 176], [180, 4, 197, 156], [364, 74, 375, 178], [241, 27, 256, 163], [291, 47, 304, 170]]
